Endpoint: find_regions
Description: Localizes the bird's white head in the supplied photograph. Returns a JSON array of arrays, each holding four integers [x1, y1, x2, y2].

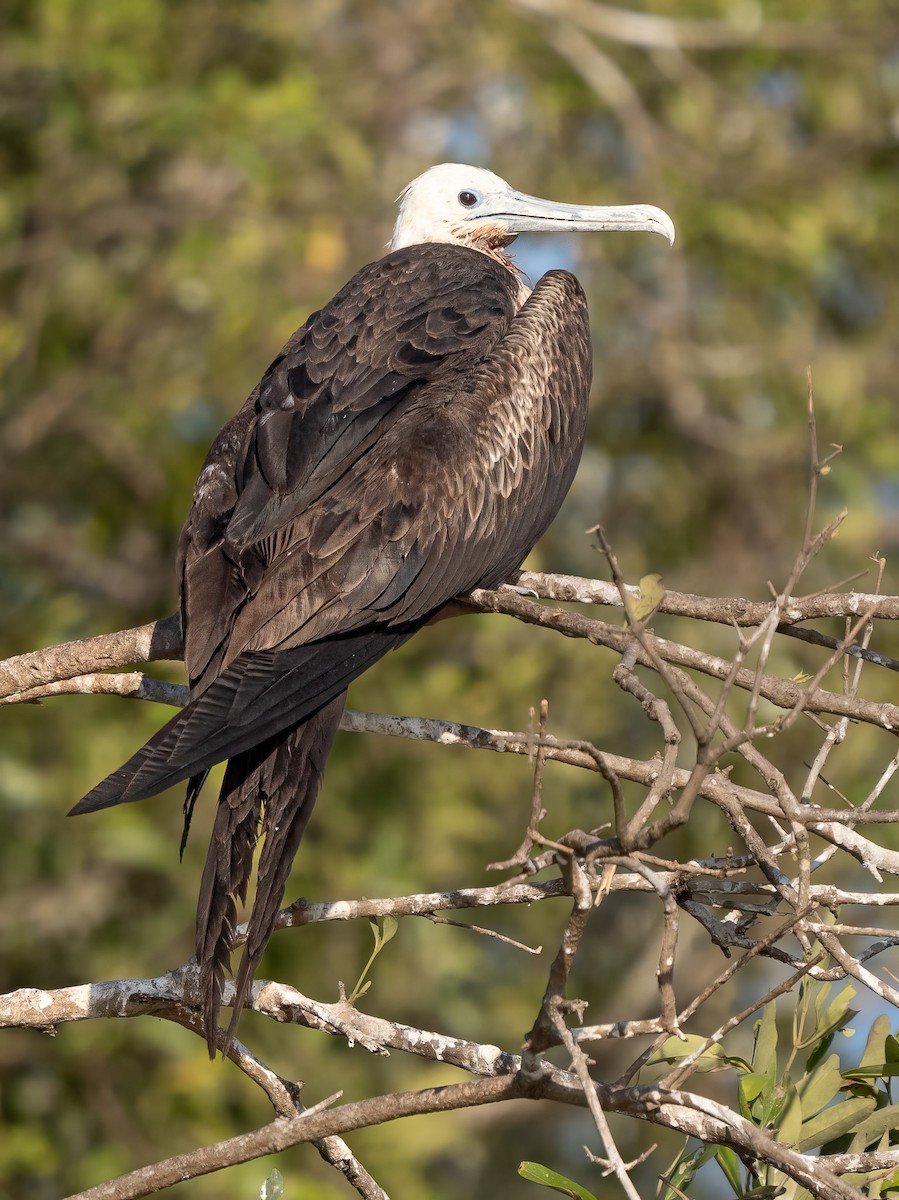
[[390, 163, 675, 262]]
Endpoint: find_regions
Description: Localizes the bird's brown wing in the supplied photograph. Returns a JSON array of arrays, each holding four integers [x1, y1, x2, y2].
[[72, 248, 590, 815], [180, 242, 520, 692]]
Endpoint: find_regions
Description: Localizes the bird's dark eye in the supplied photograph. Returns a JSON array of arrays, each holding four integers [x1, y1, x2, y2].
[[458, 190, 480, 208]]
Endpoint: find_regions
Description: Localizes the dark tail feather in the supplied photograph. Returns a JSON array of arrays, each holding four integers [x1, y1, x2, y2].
[[70, 628, 411, 817], [197, 693, 346, 1057], [194, 750, 264, 1056], [180, 770, 209, 860]]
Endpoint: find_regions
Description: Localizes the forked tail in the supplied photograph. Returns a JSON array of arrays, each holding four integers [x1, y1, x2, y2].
[[195, 693, 346, 1057]]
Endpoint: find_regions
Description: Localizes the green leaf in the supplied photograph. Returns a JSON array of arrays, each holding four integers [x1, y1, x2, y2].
[[647, 1033, 705, 1063], [811, 988, 854, 1046], [804, 1031, 834, 1073], [796, 1053, 843, 1117], [631, 573, 665, 622], [377, 914, 398, 945], [260, 1168, 284, 1200], [851, 1101, 899, 1147], [738, 1072, 769, 1120], [753, 1075, 792, 1130], [645, 1034, 728, 1072], [841, 1172, 899, 1194], [714, 1145, 743, 1193], [369, 914, 398, 949], [863, 1171, 899, 1194], [752, 1003, 778, 1084], [347, 915, 400, 1003], [811, 980, 831, 1023], [858, 1014, 891, 1070], [518, 1161, 598, 1199], [723, 1055, 754, 1074], [777, 1077, 803, 1147], [843, 1063, 899, 1081], [797, 1096, 877, 1152], [663, 1143, 717, 1196], [800, 984, 856, 1048]]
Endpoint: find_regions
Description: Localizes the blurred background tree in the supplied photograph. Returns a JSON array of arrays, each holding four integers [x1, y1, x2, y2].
[[3, 1, 899, 1197]]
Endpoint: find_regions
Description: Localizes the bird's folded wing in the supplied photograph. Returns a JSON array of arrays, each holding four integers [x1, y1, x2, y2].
[[180, 243, 519, 692]]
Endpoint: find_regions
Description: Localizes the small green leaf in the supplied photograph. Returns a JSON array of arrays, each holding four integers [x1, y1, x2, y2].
[[843, 1062, 899, 1081], [858, 1014, 891, 1070], [663, 1143, 717, 1196], [645, 1034, 728, 1073], [798, 1096, 877, 1152], [722, 1054, 754, 1074], [518, 1161, 598, 1199], [631, 573, 665, 621], [347, 915, 400, 1002], [647, 1033, 706, 1063], [738, 1071, 769, 1120], [714, 1145, 743, 1193], [752, 1003, 778, 1084], [797, 984, 856, 1049], [758, 1075, 795, 1131], [260, 1168, 284, 1200]]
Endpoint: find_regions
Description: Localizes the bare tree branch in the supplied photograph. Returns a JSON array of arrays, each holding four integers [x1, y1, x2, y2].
[[6, 571, 899, 703], [62, 1075, 525, 1200], [7, 545, 899, 1199]]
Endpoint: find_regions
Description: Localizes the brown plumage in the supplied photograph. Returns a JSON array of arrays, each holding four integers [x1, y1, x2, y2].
[[70, 164, 673, 1055]]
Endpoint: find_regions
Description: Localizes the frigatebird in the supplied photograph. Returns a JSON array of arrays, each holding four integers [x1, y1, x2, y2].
[[72, 164, 674, 1054]]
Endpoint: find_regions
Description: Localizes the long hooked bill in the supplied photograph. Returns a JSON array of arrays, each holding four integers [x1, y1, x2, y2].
[[482, 191, 676, 245]]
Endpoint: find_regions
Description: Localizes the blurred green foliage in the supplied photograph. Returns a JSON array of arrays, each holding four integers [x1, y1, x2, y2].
[[3, 1, 899, 1197]]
